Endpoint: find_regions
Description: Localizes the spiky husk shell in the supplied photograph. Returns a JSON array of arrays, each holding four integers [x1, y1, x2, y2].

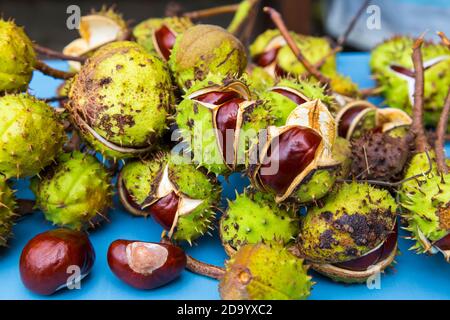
[[350, 131, 411, 182], [370, 36, 450, 129], [120, 151, 221, 243], [333, 137, 352, 179], [298, 182, 398, 264], [175, 74, 273, 175], [250, 29, 359, 97], [399, 152, 450, 252], [0, 178, 16, 246], [169, 24, 247, 91], [260, 78, 335, 126], [68, 41, 174, 160], [0, 94, 66, 178], [220, 191, 298, 251], [133, 17, 193, 54], [0, 20, 36, 93], [219, 243, 312, 300], [31, 151, 112, 230], [288, 118, 350, 203], [245, 66, 275, 95]]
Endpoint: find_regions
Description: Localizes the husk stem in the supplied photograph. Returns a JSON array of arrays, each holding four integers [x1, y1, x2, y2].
[[263, 7, 331, 86], [337, 0, 371, 47], [160, 237, 225, 280], [435, 31, 450, 174], [436, 89, 450, 174], [34, 60, 75, 80], [183, 4, 240, 19], [411, 35, 429, 153], [33, 44, 86, 62], [16, 199, 36, 220]]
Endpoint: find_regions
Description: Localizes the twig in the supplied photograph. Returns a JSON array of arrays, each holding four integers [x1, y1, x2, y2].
[[44, 96, 68, 103], [34, 60, 75, 80], [16, 199, 36, 220], [33, 44, 86, 62], [437, 31, 450, 48], [63, 131, 81, 152], [411, 34, 428, 153], [360, 86, 383, 97], [312, 46, 342, 69], [263, 6, 331, 86], [337, 0, 371, 47], [436, 89, 450, 174], [183, 4, 239, 19], [160, 236, 225, 280], [186, 255, 225, 280], [233, 0, 261, 46]]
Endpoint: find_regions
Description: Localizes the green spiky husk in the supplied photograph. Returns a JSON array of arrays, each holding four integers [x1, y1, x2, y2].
[[0, 19, 36, 93], [261, 78, 334, 126], [169, 24, 247, 91], [219, 243, 312, 300], [244, 66, 275, 95], [120, 151, 221, 242], [250, 29, 359, 97], [333, 137, 352, 179], [399, 152, 450, 251], [370, 36, 450, 130], [0, 178, 16, 246], [298, 182, 398, 264], [68, 41, 174, 159], [175, 74, 273, 175], [31, 151, 112, 230], [0, 94, 66, 178], [220, 191, 299, 250], [292, 169, 337, 204], [133, 17, 193, 54]]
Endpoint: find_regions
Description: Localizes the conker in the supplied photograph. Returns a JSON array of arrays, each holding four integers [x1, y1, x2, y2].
[[337, 105, 368, 138], [154, 25, 176, 61], [107, 240, 186, 289], [334, 223, 398, 271], [19, 228, 95, 295], [259, 127, 322, 195], [272, 88, 307, 105]]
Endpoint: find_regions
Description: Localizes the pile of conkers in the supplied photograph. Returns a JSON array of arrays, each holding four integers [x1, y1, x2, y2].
[[0, 1, 448, 300]]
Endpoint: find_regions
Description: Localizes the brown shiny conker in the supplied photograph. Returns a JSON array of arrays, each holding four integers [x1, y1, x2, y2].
[[334, 223, 398, 271], [154, 25, 177, 61], [107, 240, 186, 290], [337, 105, 369, 138], [19, 228, 95, 295], [259, 126, 322, 195], [272, 88, 307, 105]]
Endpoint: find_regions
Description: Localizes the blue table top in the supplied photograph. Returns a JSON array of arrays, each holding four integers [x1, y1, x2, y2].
[[1, 53, 449, 300]]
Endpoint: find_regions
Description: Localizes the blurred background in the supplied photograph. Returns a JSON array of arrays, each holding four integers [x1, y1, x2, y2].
[[1, 0, 449, 52]]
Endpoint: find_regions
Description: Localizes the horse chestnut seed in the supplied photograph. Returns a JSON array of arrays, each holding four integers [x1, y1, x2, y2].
[[19, 229, 95, 295], [107, 240, 186, 290]]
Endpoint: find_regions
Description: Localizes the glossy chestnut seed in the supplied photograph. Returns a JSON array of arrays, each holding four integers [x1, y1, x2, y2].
[[107, 240, 186, 289], [337, 105, 369, 138], [216, 98, 244, 163], [154, 25, 177, 61], [434, 233, 450, 251], [390, 65, 415, 78], [254, 47, 280, 67], [195, 90, 241, 105], [260, 127, 322, 195], [19, 229, 95, 295], [334, 223, 398, 271], [148, 191, 180, 230], [272, 88, 307, 105]]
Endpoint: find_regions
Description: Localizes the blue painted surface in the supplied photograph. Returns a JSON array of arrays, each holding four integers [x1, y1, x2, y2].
[[1, 54, 449, 300]]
